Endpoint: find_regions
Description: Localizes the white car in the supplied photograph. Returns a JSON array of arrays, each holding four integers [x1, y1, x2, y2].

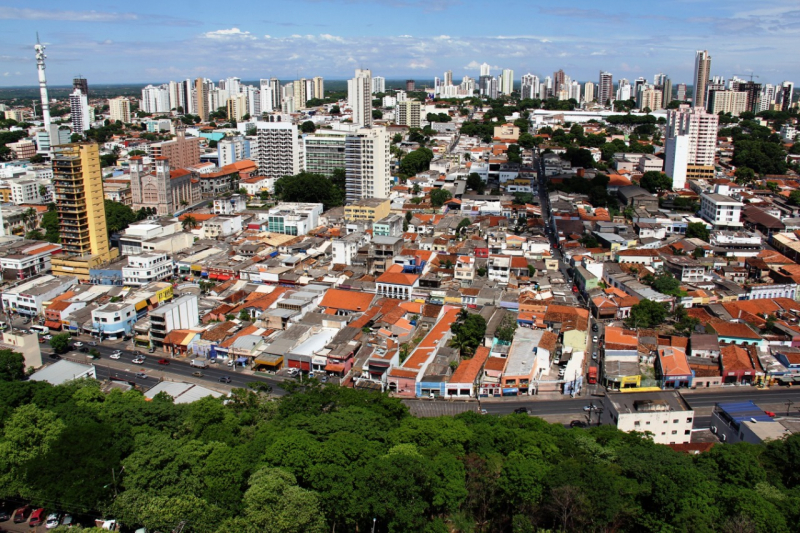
[[73, 341, 84, 347], [109, 351, 121, 359], [132, 357, 146, 364], [45, 513, 61, 529], [135, 372, 148, 379], [226, 359, 235, 367], [43, 334, 52, 340]]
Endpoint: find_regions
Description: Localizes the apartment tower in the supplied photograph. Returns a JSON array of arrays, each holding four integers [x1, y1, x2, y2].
[[345, 126, 390, 202], [195, 78, 209, 121], [664, 105, 718, 190], [692, 50, 711, 109], [348, 69, 373, 128], [108, 97, 131, 123], [598, 71, 613, 106]]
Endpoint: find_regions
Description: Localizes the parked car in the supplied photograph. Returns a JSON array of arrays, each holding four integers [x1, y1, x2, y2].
[[132, 357, 146, 364], [570, 420, 588, 428], [43, 334, 52, 340], [320, 375, 328, 383], [29, 508, 46, 527], [226, 359, 236, 367], [592, 324, 599, 332], [157, 359, 170, 365], [592, 351, 598, 360], [192, 371, 203, 377], [592, 336, 599, 343], [148, 347, 155, 353], [514, 407, 530, 415], [219, 376, 232, 384], [0, 507, 10, 521], [61, 514, 73, 528], [79, 346, 89, 353], [13, 505, 31, 523], [45, 512, 62, 529], [88, 341, 97, 346], [49, 353, 61, 360], [73, 341, 83, 347], [583, 405, 599, 411]]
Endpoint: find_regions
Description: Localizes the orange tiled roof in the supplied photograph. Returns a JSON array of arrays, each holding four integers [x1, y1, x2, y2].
[[450, 346, 490, 383], [376, 264, 419, 286], [319, 288, 375, 312]]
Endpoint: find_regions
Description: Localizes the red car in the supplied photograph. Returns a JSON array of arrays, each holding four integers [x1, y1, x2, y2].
[[157, 359, 170, 365], [13, 505, 31, 523], [765, 411, 776, 418]]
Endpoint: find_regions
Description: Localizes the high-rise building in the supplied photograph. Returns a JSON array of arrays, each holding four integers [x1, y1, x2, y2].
[[500, 69, 514, 96], [73, 77, 88, 98], [616, 79, 631, 102], [707, 90, 748, 116], [521, 74, 539, 100], [304, 130, 346, 177], [259, 79, 273, 114], [69, 88, 91, 133], [654, 73, 667, 87], [406, 80, 416, 91], [396, 100, 421, 128], [676, 83, 687, 102], [759, 84, 776, 112], [661, 77, 673, 109], [345, 126, 390, 202], [460, 76, 475, 95], [149, 128, 201, 170], [226, 93, 248, 122], [254, 122, 304, 178], [51, 143, 116, 279], [779, 81, 795, 112], [553, 69, 567, 93], [108, 97, 130, 123], [444, 70, 453, 86], [480, 63, 491, 77], [692, 50, 712, 109], [372, 76, 385, 94], [731, 80, 762, 113], [168, 81, 184, 112], [479, 75, 493, 97], [348, 69, 373, 128], [664, 105, 718, 189], [141, 84, 170, 114], [195, 78, 209, 122], [637, 85, 663, 111], [583, 82, 595, 103], [598, 71, 613, 106], [633, 77, 647, 97], [293, 78, 308, 109]]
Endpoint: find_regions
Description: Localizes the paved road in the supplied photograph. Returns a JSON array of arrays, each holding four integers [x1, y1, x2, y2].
[[45, 343, 288, 396]]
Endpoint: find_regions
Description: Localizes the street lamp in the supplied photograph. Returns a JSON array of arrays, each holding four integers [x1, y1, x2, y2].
[[372, 518, 376, 533], [787, 400, 794, 417]]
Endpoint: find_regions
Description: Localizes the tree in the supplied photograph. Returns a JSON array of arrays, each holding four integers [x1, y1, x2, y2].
[[301, 121, 316, 133], [639, 171, 672, 193], [686, 222, 710, 242], [495, 314, 518, 343], [372, 109, 383, 119], [429, 188, 452, 207], [626, 299, 668, 328], [734, 166, 756, 184], [274, 172, 343, 210], [104, 200, 137, 236], [466, 173, 484, 193], [238, 310, 251, 321], [450, 313, 487, 356], [0, 349, 25, 381], [790, 190, 800, 206], [651, 272, 682, 296], [25, 230, 44, 240], [49, 333, 71, 354], [399, 148, 434, 177], [41, 209, 59, 243]]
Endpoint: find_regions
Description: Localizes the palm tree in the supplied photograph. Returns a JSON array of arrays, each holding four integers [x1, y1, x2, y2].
[[182, 215, 197, 231]]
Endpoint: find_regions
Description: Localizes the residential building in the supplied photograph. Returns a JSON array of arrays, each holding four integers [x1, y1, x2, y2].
[[521, 74, 539, 100], [348, 69, 372, 128], [303, 130, 346, 177], [692, 50, 712, 109], [9, 179, 42, 204], [601, 391, 694, 445], [700, 192, 743, 229], [51, 143, 117, 280], [583, 81, 595, 103], [665, 105, 718, 189], [195, 77, 209, 121], [663, 255, 706, 283], [218, 136, 250, 167], [122, 252, 173, 286], [499, 69, 514, 96], [91, 302, 136, 339], [396, 100, 421, 128], [149, 294, 199, 348], [69, 88, 90, 133], [375, 264, 419, 300], [779, 81, 794, 112], [6, 140, 36, 160], [226, 93, 248, 122], [0, 274, 77, 316], [487, 255, 511, 284], [141, 84, 170, 113], [0, 240, 62, 280], [149, 129, 201, 170], [213, 194, 247, 214], [345, 126, 390, 202], [372, 76, 385, 94], [707, 90, 748, 116], [344, 198, 390, 222], [254, 121, 304, 178], [108, 97, 131, 123], [598, 71, 613, 106], [202, 215, 243, 238]]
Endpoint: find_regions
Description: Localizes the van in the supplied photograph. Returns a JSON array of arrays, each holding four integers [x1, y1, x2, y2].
[[29, 508, 46, 526], [190, 359, 208, 368]]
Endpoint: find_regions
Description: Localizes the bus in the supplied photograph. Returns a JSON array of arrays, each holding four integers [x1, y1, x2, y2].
[[31, 325, 49, 335]]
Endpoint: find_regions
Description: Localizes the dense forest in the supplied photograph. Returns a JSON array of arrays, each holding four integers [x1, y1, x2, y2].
[[0, 379, 798, 533]]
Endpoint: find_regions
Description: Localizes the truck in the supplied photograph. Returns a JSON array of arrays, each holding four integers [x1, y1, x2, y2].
[[587, 367, 598, 384], [190, 359, 208, 369]]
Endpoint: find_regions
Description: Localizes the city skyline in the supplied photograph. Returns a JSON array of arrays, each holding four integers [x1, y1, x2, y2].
[[0, 0, 798, 87]]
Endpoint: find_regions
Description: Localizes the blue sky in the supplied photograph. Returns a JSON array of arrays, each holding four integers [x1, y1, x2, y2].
[[1, 0, 798, 87]]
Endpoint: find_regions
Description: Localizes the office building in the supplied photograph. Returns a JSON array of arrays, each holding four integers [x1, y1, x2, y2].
[[664, 105, 718, 189], [779, 81, 795, 112], [396, 100, 421, 128], [218, 136, 250, 167], [69, 88, 91, 133], [692, 50, 712, 109], [263, 203, 323, 236], [73, 77, 88, 98], [348, 69, 372, 128], [304, 131, 346, 177], [707, 90, 748, 116], [254, 121, 304, 178], [598, 71, 613, 106], [521, 74, 539, 100], [51, 143, 117, 279], [108, 97, 131, 123], [500, 69, 514, 96], [195, 78, 209, 121], [700, 192, 743, 229], [372, 76, 386, 94], [345, 126, 390, 202]]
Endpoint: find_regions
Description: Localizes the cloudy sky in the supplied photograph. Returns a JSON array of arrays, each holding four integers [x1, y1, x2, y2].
[[1, 0, 798, 87]]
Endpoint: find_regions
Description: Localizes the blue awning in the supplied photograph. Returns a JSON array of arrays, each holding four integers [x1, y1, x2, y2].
[[502, 388, 519, 395], [200, 272, 209, 277], [236, 356, 248, 363]]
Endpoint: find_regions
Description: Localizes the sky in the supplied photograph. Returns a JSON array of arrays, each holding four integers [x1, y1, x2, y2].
[[1, 0, 799, 87]]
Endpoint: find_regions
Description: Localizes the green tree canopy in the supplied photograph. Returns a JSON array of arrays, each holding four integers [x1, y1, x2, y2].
[[626, 298, 669, 328], [686, 222, 710, 241], [49, 333, 71, 354], [466, 173, 484, 193], [399, 148, 434, 177], [429, 188, 452, 207], [274, 172, 343, 210], [0, 349, 25, 381], [104, 200, 137, 236], [639, 171, 672, 193]]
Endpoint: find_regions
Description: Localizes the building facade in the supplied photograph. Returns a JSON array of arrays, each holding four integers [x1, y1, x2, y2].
[[345, 126, 390, 202]]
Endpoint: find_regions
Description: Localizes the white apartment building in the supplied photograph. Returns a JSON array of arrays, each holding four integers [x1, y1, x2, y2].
[[218, 136, 249, 166], [0, 274, 77, 316], [122, 252, 174, 286], [500, 69, 514, 96], [202, 215, 243, 239], [664, 105, 718, 190], [345, 126, 390, 202], [150, 294, 199, 348], [601, 391, 694, 445], [9, 179, 42, 204], [261, 202, 323, 236], [780, 124, 797, 143], [254, 121, 304, 178], [348, 69, 372, 128], [140, 84, 171, 114], [108, 97, 131, 123], [487, 255, 511, 284], [213, 194, 247, 215], [700, 192, 744, 229], [69, 89, 91, 133], [707, 90, 748, 117], [372, 76, 385, 94]]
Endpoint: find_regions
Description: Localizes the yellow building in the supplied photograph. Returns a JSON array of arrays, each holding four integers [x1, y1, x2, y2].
[[344, 197, 391, 222], [0, 187, 11, 202], [51, 143, 118, 280]]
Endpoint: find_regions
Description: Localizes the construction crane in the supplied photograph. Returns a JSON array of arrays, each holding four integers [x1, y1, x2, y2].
[[734, 73, 760, 82]]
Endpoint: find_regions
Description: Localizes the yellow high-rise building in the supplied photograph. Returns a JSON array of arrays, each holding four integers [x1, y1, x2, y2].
[[51, 143, 118, 280]]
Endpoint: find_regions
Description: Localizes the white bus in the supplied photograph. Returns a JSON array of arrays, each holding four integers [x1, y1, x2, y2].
[[30, 325, 49, 335]]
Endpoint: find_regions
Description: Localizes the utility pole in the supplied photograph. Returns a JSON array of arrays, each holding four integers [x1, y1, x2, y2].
[[787, 400, 794, 417]]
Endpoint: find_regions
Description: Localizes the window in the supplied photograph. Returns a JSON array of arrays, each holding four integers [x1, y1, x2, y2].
[[685, 430, 691, 435], [687, 418, 693, 423], [673, 419, 679, 424], [671, 430, 677, 435]]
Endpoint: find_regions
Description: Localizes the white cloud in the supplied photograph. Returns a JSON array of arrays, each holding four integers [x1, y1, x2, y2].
[[202, 28, 255, 40], [0, 7, 198, 26]]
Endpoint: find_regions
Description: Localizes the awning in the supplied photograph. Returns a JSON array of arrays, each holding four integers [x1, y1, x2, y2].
[[236, 356, 249, 364], [325, 363, 345, 373], [179, 266, 190, 272], [254, 354, 283, 366], [44, 320, 62, 330], [218, 274, 232, 281], [190, 265, 202, 272], [209, 274, 219, 280], [134, 300, 148, 311], [201, 272, 209, 277], [793, 376, 800, 383], [502, 388, 519, 395]]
